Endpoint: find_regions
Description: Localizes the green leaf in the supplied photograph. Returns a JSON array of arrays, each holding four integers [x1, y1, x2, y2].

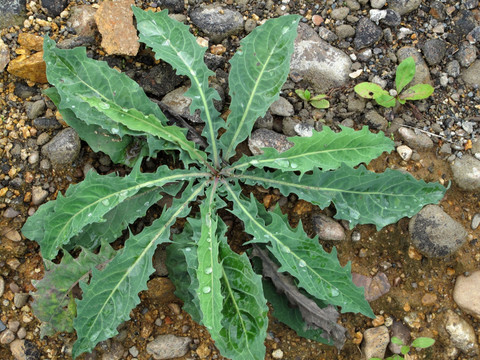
[[396, 57, 416, 94], [354, 83, 388, 99], [196, 184, 224, 336], [22, 199, 55, 244], [225, 187, 373, 317], [215, 230, 269, 360], [295, 89, 310, 101], [230, 126, 393, 174], [42, 37, 168, 146], [72, 181, 207, 358], [374, 92, 397, 108], [68, 184, 181, 251], [391, 336, 404, 345], [236, 165, 446, 229], [81, 95, 207, 166], [411, 337, 435, 348], [31, 164, 207, 260], [220, 15, 301, 160], [133, 7, 223, 168], [401, 345, 410, 354], [311, 99, 330, 109], [32, 243, 116, 337], [43, 87, 146, 166], [399, 83, 434, 101], [311, 94, 327, 101]]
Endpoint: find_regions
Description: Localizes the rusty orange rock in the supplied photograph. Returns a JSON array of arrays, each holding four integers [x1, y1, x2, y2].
[[7, 52, 47, 83], [18, 33, 44, 51]]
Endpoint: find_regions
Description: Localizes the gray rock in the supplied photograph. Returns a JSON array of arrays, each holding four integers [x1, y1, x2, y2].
[[146, 335, 192, 360], [137, 63, 184, 98], [336, 24, 355, 39], [248, 129, 293, 155], [352, 272, 390, 301], [364, 110, 388, 131], [388, 0, 422, 15], [362, 326, 390, 359], [371, 0, 386, 9], [451, 155, 480, 191], [0, 329, 15, 344], [33, 117, 62, 130], [398, 127, 433, 150], [396, 47, 432, 86], [57, 35, 95, 49], [189, 4, 243, 43], [463, 0, 479, 9], [422, 39, 446, 66], [40, 0, 69, 17], [409, 205, 467, 258], [380, 9, 401, 27], [389, 321, 411, 354], [36, 132, 50, 146], [318, 27, 338, 42], [31, 186, 48, 205], [445, 310, 479, 356], [282, 117, 301, 136], [156, 0, 184, 13], [446, 60, 461, 78], [294, 123, 313, 137], [472, 214, 480, 230], [101, 341, 124, 360], [451, 10, 477, 43], [254, 112, 274, 130], [13, 293, 29, 308], [0, 0, 26, 29], [396, 145, 413, 161], [0, 38, 9, 72], [3, 208, 20, 218], [269, 97, 294, 117], [14, 82, 37, 99], [0, 276, 4, 297], [456, 42, 477, 68], [312, 214, 345, 241], [453, 270, 480, 320], [67, 5, 97, 37], [461, 60, 480, 87], [331, 7, 350, 20], [10, 339, 41, 360], [26, 100, 45, 120], [153, 245, 168, 277], [41, 127, 81, 167], [354, 17, 382, 50], [0, 320, 5, 332], [291, 23, 352, 93], [467, 26, 480, 44], [161, 85, 201, 122]]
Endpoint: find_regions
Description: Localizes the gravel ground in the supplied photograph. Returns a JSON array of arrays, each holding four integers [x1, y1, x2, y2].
[[1, 0, 480, 359]]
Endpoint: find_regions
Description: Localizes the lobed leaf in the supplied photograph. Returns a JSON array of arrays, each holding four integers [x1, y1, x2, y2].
[[42, 37, 170, 158], [395, 56, 416, 94], [220, 15, 301, 160], [235, 165, 446, 229], [32, 243, 116, 337], [81, 95, 207, 166], [225, 186, 373, 317], [133, 7, 223, 167], [27, 164, 207, 260], [230, 126, 393, 174], [72, 182, 207, 358]]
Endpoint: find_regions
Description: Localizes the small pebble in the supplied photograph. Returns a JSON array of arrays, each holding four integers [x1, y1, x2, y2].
[[272, 349, 284, 359]]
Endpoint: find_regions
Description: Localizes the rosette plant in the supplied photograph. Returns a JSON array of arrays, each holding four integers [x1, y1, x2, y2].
[[22, 7, 446, 359]]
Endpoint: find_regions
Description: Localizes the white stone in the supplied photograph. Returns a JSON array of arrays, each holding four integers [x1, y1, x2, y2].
[[453, 270, 480, 319], [396, 145, 413, 161]]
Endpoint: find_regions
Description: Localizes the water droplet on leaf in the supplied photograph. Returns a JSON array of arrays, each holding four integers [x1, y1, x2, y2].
[[205, 267, 213, 275], [202, 286, 211, 294]]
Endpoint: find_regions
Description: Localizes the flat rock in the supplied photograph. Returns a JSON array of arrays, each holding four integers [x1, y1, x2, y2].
[[450, 155, 480, 191], [0, 38, 10, 72], [362, 326, 390, 359], [409, 205, 467, 258], [248, 129, 293, 156], [398, 127, 433, 149], [40, 0, 68, 17], [422, 38, 446, 65], [364, 110, 388, 131], [312, 214, 346, 241], [269, 97, 294, 117], [461, 60, 480, 87], [453, 270, 480, 320], [291, 23, 352, 93], [41, 127, 81, 167], [354, 17, 382, 49], [7, 52, 47, 84], [0, 0, 26, 28], [444, 310, 479, 356], [396, 47, 432, 86], [388, 0, 422, 15], [189, 4, 244, 43], [146, 335, 192, 360], [67, 5, 97, 37], [94, 0, 139, 56], [352, 272, 390, 301]]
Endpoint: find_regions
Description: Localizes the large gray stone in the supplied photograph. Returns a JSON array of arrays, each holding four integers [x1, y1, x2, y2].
[[397, 47, 432, 86], [41, 127, 81, 167], [451, 155, 480, 191], [461, 60, 480, 87], [291, 23, 352, 93], [409, 205, 467, 258]]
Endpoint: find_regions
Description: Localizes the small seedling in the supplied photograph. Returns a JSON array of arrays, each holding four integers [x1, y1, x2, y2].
[[370, 336, 435, 360], [295, 89, 330, 109], [354, 57, 434, 108]]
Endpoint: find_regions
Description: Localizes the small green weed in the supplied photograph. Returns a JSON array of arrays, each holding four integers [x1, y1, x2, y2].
[[295, 88, 330, 109], [354, 57, 434, 108], [370, 336, 435, 360]]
